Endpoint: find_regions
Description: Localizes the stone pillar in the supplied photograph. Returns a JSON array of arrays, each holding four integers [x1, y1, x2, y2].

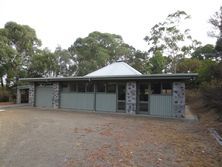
[[16, 88, 21, 104], [173, 82, 185, 118], [52, 82, 60, 109], [126, 82, 137, 114], [29, 83, 35, 106]]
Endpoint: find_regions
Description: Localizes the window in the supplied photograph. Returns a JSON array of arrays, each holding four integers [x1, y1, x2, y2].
[[96, 82, 106, 92], [107, 83, 116, 93], [151, 83, 161, 94], [77, 83, 85, 92], [118, 84, 126, 100], [70, 82, 77, 92], [61, 82, 69, 92], [162, 82, 172, 95], [86, 82, 94, 92], [61, 82, 68, 88], [139, 84, 148, 101]]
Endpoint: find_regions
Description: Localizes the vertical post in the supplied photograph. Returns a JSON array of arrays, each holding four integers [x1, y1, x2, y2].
[[126, 82, 137, 114], [93, 82, 96, 112], [16, 88, 21, 104], [173, 82, 185, 118], [29, 83, 35, 106], [52, 82, 60, 109]]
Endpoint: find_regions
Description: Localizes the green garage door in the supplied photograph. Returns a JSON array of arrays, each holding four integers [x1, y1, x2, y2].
[[60, 93, 94, 111], [150, 95, 173, 117], [36, 86, 53, 108], [96, 93, 117, 112]]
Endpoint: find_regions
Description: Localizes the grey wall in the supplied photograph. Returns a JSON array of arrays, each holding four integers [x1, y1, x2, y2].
[[96, 93, 116, 112], [60, 93, 94, 110]]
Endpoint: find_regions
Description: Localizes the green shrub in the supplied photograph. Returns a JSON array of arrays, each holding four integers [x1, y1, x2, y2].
[[0, 87, 10, 102], [201, 80, 222, 120]]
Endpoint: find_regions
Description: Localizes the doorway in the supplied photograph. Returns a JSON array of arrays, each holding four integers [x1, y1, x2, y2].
[[137, 83, 149, 114], [20, 89, 29, 103], [117, 83, 126, 112]]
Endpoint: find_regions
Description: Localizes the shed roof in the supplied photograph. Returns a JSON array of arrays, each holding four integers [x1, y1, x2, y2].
[[85, 62, 142, 76]]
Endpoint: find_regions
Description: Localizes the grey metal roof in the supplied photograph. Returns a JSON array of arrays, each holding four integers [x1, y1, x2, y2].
[[85, 62, 142, 76], [19, 73, 198, 82]]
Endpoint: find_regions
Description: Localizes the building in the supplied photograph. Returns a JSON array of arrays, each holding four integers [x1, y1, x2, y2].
[[17, 62, 197, 118]]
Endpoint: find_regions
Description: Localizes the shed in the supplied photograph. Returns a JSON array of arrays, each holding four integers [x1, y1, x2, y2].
[[18, 62, 197, 118]]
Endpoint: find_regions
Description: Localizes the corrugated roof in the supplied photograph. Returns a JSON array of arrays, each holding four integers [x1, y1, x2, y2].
[[85, 62, 142, 76]]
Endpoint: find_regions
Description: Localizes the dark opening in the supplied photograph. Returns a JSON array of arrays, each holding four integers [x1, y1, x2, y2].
[[21, 89, 29, 103], [118, 84, 126, 111], [138, 83, 149, 112], [70, 82, 77, 92], [86, 82, 94, 92], [107, 83, 116, 93], [151, 83, 161, 94], [162, 82, 172, 95], [96, 82, 106, 92], [77, 83, 86, 92]]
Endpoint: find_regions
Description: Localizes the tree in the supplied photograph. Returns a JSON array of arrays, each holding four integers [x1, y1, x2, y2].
[[149, 50, 167, 73], [54, 46, 76, 76], [127, 50, 150, 74], [0, 28, 15, 87], [69, 31, 147, 75], [209, 6, 222, 60], [177, 58, 202, 73], [0, 21, 41, 87], [192, 44, 216, 60], [209, 6, 222, 40], [28, 48, 58, 77], [145, 11, 201, 73]]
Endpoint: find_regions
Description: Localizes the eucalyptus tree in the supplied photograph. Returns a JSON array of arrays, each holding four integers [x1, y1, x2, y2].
[[69, 31, 147, 75], [0, 21, 41, 87], [209, 6, 222, 60], [145, 11, 201, 73]]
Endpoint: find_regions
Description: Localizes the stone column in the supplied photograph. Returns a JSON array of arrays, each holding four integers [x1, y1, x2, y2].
[[16, 88, 21, 104], [52, 82, 60, 109], [29, 83, 35, 106], [126, 82, 137, 114], [173, 82, 185, 118]]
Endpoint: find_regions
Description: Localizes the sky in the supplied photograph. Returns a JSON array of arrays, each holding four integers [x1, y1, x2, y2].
[[0, 0, 221, 51]]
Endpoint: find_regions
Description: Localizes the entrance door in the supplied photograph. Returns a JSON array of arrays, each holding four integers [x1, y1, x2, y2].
[[117, 84, 126, 112], [20, 89, 29, 103], [137, 83, 149, 114]]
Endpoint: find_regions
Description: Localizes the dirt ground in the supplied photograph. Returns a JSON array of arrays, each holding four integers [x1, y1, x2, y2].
[[0, 107, 221, 167]]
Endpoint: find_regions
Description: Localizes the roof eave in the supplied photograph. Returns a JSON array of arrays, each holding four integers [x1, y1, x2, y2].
[[19, 73, 198, 82]]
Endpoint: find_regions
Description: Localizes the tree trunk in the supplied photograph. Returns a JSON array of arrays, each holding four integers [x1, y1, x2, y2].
[[0, 77, 4, 87]]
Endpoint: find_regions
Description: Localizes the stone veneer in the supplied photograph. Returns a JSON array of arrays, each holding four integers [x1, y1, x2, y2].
[[29, 83, 35, 106], [126, 82, 137, 114], [52, 82, 60, 109], [173, 82, 185, 118], [16, 88, 21, 104]]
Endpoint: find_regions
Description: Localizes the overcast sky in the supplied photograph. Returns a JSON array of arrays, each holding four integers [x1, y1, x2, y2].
[[0, 0, 221, 51]]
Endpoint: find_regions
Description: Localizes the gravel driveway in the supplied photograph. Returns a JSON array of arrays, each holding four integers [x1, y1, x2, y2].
[[0, 107, 221, 167]]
